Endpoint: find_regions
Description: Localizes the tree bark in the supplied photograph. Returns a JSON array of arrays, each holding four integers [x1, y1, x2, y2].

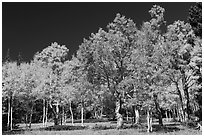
[[7, 97, 10, 131], [100, 107, 103, 119], [172, 108, 176, 120], [10, 101, 13, 131], [25, 114, 28, 128], [69, 100, 74, 125], [64, 113, 67, 124], [175, 82, 185, 122], [94, 108, 97, 119], [181, 70, 191, 121], [126, 110, 129, 122], [55, 101, 59, 126], [115, 98, 123, 129], [62, 105, 64, 125], [153, 93, 163, 126], [165, 110, 168, 121], [147, 108, 152, 132], [81, 107, 84, 126], [169, 110, 172, 119], [49, 101, 59, 126], [45, 100, 48, 127], [43, 99, 46, 127], [29, 104, 34, 128], [184, 87, 191, 120], [176, 106, 180, 121], [134, 106, 140, 124]]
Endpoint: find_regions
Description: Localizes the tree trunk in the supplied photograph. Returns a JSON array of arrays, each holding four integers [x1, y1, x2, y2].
[[184, 87, 191, 120], [69, 100, 74, 125], [10, 102, 13, 131], [147, 108, 152, 132], [153, 93, 163, 126], [81, 107, 84, 126], [7, 97, 10, 131], [43, 99, 46, 127], [126, 110, 129, 122], [64, 113, 67, 124], [62, 105, 64, 125], [25, 114, 28, 128], [115, 99, 123, 129], [29, 104, 34, 128], [54, 101, 59, 126], [178, 107, 183, 122], [45, 100, 48, 127], [165, 110, 168, 121], [172, 108, 176, 120], [134, 107, 140, 124], [169, 110, 172, 119], [100, 107, 103, 119], [176, 106, 180, 121], [49, 101, 59, 126], [94, 108, 97, 119], [181, 70, 191, 121], [175, 82, 185, 122], [132, 106, 135, 123], [60, 114, 63, 125]]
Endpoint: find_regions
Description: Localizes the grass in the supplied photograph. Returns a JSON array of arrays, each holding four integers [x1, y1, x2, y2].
[[3, 119, 202, 135]]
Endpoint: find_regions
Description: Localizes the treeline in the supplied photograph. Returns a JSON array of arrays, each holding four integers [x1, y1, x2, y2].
[[2, 4, 202, 131]]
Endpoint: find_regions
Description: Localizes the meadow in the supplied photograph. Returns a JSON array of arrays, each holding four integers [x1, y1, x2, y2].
[[3, 119, 202, 135]]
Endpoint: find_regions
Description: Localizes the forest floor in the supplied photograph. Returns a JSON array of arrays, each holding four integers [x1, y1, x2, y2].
[[3, 119, 202, 135]]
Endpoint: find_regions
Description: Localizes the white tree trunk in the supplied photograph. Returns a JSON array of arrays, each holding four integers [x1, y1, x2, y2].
[[29, 104, 34, 128], [115, 99, 123, 129], [81, 107, 84, 126], [10, 103, 13, 130], [147, 109, 152, 132], [165, 110, 168, 121], [69, 101, 74, 125], [55, 101, 59, 125], [45, 101, 48, 127], [100, 107, 103, 119], [7, 97, 10, 130], [135, 108, 139, 124], [25, 114, 28, 128], [169, 110, 172, 119], [43, 99, 46, 127], [126, 110, 129, 122], [62, 106, 65, 125]]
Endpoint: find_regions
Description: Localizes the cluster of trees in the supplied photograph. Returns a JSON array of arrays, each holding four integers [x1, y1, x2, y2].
[[2, 3, 202, 131]]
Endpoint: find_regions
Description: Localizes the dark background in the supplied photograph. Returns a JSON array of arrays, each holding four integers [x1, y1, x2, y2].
[[2, 2, 195, 62]]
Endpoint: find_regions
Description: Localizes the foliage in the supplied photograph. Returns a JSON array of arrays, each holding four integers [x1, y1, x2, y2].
[[188, 2, 202, 38], [2, 4, 202, 131]]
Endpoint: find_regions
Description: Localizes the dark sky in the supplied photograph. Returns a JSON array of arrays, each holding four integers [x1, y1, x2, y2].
[[2, 2, 195, 62]]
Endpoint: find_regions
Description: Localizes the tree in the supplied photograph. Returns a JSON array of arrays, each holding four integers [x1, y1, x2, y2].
[[77, 13, 138, 128], [33, 42, 69, 125], [60, 57, 82, 125], [18, 62, 48, 128], [129, 5, 166, 127], [18, 63, 36, 128], [164, 20, 200, 120], [2, 61, 21, 130], [188, 2, 202, 38]]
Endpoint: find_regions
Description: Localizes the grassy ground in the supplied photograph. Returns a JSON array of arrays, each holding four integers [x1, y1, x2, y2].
[[3, 119, 202, 135]]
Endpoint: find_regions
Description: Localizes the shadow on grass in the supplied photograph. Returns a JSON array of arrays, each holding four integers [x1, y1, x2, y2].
[[89, 124, 116, 130], [44, 125, 87, 131], [2, 129, 25, 135], [138, 124, 183, 133], [154, 124, 182, 132], [66, 119, 110, 124], [44, 124, 116, 131]]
